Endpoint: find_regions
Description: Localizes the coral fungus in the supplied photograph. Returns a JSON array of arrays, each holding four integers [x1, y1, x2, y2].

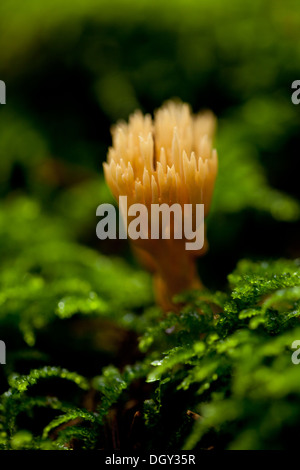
[[104, 101, 218, 311]]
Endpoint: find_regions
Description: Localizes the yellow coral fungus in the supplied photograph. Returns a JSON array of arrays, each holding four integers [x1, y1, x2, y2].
[[103, 101, 218, 311]]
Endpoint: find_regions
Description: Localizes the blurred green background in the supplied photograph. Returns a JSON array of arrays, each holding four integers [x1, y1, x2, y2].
[[0, 0, 300, 450], [1, 0, 300, 280]]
